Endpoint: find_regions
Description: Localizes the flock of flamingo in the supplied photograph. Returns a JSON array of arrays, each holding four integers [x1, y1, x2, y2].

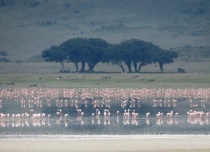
[[0, 88, 210, 128]]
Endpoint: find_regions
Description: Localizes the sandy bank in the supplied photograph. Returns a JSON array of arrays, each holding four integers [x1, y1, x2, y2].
[[0, 135, 210, 152]]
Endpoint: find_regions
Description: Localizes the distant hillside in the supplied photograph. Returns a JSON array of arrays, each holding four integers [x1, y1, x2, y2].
[[0, 0, 210, 61], [171, 46, 210, 62]]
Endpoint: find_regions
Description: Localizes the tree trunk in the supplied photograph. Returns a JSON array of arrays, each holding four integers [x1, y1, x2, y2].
[[60, 61, 65, 72], [126, 61, 132, 73], [80, 61, 85, 72], [87, 63, 96, 72], [137, 62, 143, 72], [134, 62, 137, 72], [159, 63, 163, 72], [117, 61, 125, 73], [74, 62, 79, 72]]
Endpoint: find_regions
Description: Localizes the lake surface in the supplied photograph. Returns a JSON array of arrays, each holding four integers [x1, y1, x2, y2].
[[0, 88, 210, 136]]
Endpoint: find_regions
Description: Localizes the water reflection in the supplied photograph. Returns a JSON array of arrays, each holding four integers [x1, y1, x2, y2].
[[0, 88, 210, 134], [1, 114, 210, 134], [1, 110, 209, 127]]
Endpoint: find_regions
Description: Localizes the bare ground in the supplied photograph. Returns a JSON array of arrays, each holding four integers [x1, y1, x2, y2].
[[0, 135, 210, 152]]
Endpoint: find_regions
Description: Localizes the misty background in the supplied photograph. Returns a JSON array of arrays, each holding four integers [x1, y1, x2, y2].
[[0, 0, 210, 61]]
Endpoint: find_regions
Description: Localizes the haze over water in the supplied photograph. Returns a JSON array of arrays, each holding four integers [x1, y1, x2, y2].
[[1, 88, 210, 137]]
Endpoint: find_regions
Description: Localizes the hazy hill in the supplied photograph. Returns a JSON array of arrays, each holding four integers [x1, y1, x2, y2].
[[0, 0, 210, 61]]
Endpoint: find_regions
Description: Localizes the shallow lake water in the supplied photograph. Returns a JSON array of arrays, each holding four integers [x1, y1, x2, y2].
[[0, 88, 210, 137]]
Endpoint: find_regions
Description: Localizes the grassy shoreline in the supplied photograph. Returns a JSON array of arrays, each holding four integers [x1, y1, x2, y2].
[[0, 61, 210, 88], [0, 73, 210, 88]]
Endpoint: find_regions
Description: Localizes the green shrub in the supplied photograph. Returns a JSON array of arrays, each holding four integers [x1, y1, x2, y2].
[[178, 68, 186, 73]]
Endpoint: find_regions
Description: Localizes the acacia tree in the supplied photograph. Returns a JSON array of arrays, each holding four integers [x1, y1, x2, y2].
[[83, 38, 110, 72], [60, 37, 110, 72], [107, 40, 137, 73], [120, 42, 133, 73], [103, 39, 154, 73], [120, 39, 141, 73], [121, 39, 146, 73], [136, 42, 163, 72], [119, 39, 158, 73], [153, 50, 178, 72], [60, 38, 88, 72], [120, 39, 176, 73], [102, 44, 126, 73], [42, 38, 178, 73], [42, 46, 66, 71]]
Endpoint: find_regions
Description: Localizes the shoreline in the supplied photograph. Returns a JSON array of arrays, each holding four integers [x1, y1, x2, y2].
[[1, 134, 210, 139], [0, 135, 210, 152]]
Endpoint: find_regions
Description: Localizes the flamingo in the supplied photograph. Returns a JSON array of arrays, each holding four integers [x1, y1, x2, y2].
[[156, 112, 161, 119], [116, 111, 119, 117], [64, 114, 69, 120], [42, 113, 46, 119], [56, 109, 62, 116], [175, 112, 178, 118], [146, 112, 150, 119]]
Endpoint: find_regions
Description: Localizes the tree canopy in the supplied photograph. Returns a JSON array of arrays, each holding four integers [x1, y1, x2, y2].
[[59, 37, 110, 72], [42, 45, 66, 71], [154, 50, 178, 72], [42, 38, 178, 73]]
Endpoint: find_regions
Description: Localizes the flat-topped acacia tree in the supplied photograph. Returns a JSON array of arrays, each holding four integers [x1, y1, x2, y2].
[[42, 46, 67, 72], [103, 39, 175, 73], [81, 38, 110, 72], [43, 38, 110, 72], [102, 44, 126, 73], [42, 38, 177, 73], [60, 38, 87, 72], [153, 50, 178, 72], [60, 37, 110, 72]]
